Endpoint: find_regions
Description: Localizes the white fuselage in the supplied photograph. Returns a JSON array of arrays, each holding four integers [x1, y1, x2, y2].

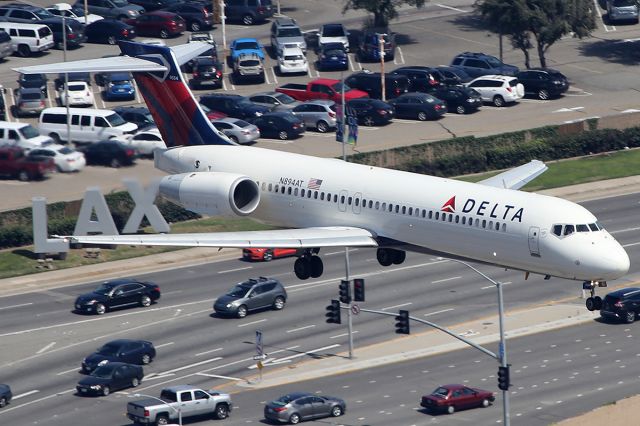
[[156, 145, 630, 282]]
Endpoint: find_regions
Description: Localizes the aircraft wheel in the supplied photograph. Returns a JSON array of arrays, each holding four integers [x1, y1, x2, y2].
[[294, 257, 311, 280], [310, 256, 324, 278]]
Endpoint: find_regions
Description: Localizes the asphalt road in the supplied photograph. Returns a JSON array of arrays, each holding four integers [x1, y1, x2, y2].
[[0, 191, 638, 425], [2, 0, 640, 210]]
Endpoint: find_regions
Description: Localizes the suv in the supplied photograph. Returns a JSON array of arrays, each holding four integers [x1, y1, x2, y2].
[[213, 277, 287, 318], [0, 3, 55, 23], [164, 1, 213, 31], [345, 71, 409, 100], [76, 0, 144, 20], [200, 94, 269, 118], [356, 29, 396, 62], [191, 57, 223, 89], [515, 68, 569, 100], [233, 52, 265, 82], [465, 75, 524, 107], [600, 287, 640, 323], [224, 0, 274, 25], [607, 0, 639, 23], [270, 16, 306, 55], [318, 23, 349, 51], [291, 99, 337, 133], [450, 52, 519, 78], [392, 66, 444, 93], [39, 17, 86, 49], [114, 106, 155, 129]]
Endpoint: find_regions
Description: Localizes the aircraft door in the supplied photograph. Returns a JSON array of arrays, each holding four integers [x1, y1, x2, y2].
[[352, 192, 362, 214], [338, 190, 347, 212], [528, 226, 540, 257]]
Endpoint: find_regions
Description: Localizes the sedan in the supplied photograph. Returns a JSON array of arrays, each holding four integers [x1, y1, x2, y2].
[[211, 118, 260, 144], [81, 339, 156, 373], [0, 384, 11, 408], [58, 81, 94, 107], [242, 248, 297, 261], [74, 278, 161, 315], [250, 112, 305, 140], [346, 98, 394, 126], [27, 144, 86, 172], [85, 19, 136, 45], [76, 362, 143, 397], [248, 92, 300, 111], [388, 92, 447, 121], [81, 140, 137, 168], [420, 384, 495, 414], [264, 392, 345, 424], [13, 88, 46, 117], [123, 127, 166, 157], [126, 11, 185, 39], [432, 86, 482, 114]]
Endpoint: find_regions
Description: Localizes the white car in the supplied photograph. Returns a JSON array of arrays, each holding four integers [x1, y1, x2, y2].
[[28, 143, 86, 172], [46, 3, 104, 25], [123, 127, 166, 157], [58, 81, 94, 107], [319, 23, 349, 51], [278, 46, 308, 74], [465, 75, 524, 107]]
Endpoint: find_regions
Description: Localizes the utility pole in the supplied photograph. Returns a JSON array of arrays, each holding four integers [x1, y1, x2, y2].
[[63, 15, 71, 146], [84, 0, 88, 26], [377, 33, 386, 102]]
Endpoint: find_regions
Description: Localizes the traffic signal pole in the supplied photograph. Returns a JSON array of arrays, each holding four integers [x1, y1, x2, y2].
[[344, 247, 354, 359], [497, 280, 510, 426]]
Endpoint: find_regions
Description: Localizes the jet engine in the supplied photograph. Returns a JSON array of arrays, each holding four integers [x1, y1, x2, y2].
[[159, 172, 260, 217]]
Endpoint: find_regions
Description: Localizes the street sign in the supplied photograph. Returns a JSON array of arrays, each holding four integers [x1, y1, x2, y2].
[[256, 330, 263, 358], [351, 304, 360, 315]]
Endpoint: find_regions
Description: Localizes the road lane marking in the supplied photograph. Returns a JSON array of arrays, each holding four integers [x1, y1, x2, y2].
[[424, 308, 454, 317], [431, 276, 461, 284], [482, 281, 512, 290], [195, 347, 223, 357], [56, 367, 79, 376], [157, 357, 223, 376], [622, 241, 640, 248], [13, 390, 39, 399], [36, 342, 56, 354], [381, 302, 412, 311], [218, 266, 252, 274], [155, 342, 174, 348], [196, 373, 242, 380], [436, 3, 467, 12], [268, 344, 340, 364], [238, 319, 267, 328], [610, 226, 640, 234], [0, 302, 33, 311], [286, 324, 316, 333], [330, 331, 359, 339]]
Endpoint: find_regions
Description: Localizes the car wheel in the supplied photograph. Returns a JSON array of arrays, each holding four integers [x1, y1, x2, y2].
[[446, 405, 455, 414], [481, 398, 490, 408], [331, 405, 343, 417], [263, 250, 273, 261], [236, 305, 248, 318], [102, 386, 110, 396], [141, 354, 151, 364], [363, 116, 375, 126], [538, 89, 550, 100], [316, 120, 329, 133], [417, 111, 428, 121], [214, 403, 229, 419], [95, 303, 106, 315], [140, 295, 152, 307], [242, 14, 254, 25], [456, 105, 466, 114], [156, 415, 169, 425], [0, 397, 7, 408], [17, 44, 30, 57], [229, 135, 239, 144], [107, 36, 117, 45], [492, 95, 505, 107], [272, 296, 285, 310], [18, 170, 30, 182], [278, 130, 289, 140], [110, 158, 121, 168], [289, 413, 301, 424], [131, 377, 139, 387], [159, 29, 169, 39], [625, 310, 635, 324], [190, 21, 201, 32]]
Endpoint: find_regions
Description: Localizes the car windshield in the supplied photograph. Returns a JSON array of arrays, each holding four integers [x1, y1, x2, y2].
[[235, 42, 259, 50], [613, 0, 636, 6], [227, 283, 252, 297], [34, 9, 55, 19], [432, 387, 449, 397], [58, 146, 74, 155], [323, 26, 345, 37], [274, 394, 301, 405], [94, 283, 115, 295], [275, 93, 295, 104], [238, 99, 255, 107], [284, 55, 304, 61], [23, 74, 43, 82], [97, 343, 120, 356], [332, 82, 351, 92], [278, 27, 301, 37], [233, 119, 251, 128], [20, 125, 40, 139], [22, 93, 42, 101], [105, 113, 126, 127], [485, 56, 503, 68], [68, 84, 85, 91], [91, 364, 116, 378], [240, 59, 261, 67], [324, 49, 344, 57]]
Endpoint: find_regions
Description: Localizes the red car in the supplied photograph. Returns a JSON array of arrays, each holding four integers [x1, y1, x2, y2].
[[420, 384, 495, 414], [126, 11, 185, 39], [242, 248, 297, 261]]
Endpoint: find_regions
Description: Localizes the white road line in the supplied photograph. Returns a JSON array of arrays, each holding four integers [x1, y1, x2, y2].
[[217, 266, 252, 274], [481, 281, 512, 290], [157, 357, 223, 376], [348, 54, 356, 71], [0, 302, 33, 311], [155, 342, 175, 349], [424, 308, 454, 317], [552, 106, 584, 113], [238, 318, 267, 328], [436, 3, 467, 12], [36, 342, 56, 354], [13, 390, 39, 400], [623, 241, 640, 248], [196, 373, 243, 381], [325, 249, 359, 256], [330, 330, 359, 339], [432, 276, 461, 284], [56, 367, 80, 376], [610, 226, 640, 234], [161, 290, 183, 296], [592, 0, 615, 32], [286, 324, 316, 333], [143, 373, 176, 381], [270, 67, 278, 84], [264, 68, 272, 85], [195, 347, 223, 357], [381, 302, 412, 311], [397, 47, 405, 65], [267, 344, 340, 364]]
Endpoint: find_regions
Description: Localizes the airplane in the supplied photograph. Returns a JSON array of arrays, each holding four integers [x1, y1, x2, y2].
[[16, 41, 630, 312]]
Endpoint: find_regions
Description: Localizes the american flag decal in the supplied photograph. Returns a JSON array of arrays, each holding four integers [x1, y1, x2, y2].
[[307, 178, 323, 190]]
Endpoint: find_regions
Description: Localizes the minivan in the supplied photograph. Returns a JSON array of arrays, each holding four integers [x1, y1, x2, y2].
[[39, 107, 138, 144], [0, 122, 53, 151], [345, 71, 410, 100], [0, 22, 54, 57]]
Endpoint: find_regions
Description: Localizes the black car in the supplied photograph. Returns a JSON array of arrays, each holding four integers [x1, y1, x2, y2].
[[190, 57, 223, 89], [200, 94, 270, 119], [219, 0, 274, 25], [164, 1, 213, 31], [388, 92, 447, 121], [432, 86, 482, 114], [74, 278, 161, 315], [130, 0, 181, 11], [81, 140, 137, 168], [346, 98, 394, 126], [356, 29, 396, 62], [0, 384, 11, 408], [315, 42, 348, 71], [435, 66, 473, 85], [516, 68, 569, 100], [54, 72, 91, 91], [344, 72, 409, 100], [600, 287, 640, 323], [250, 111, 305, 140], [85, 19, 136, 45], [76, 362, 143, 397], [450, 51, 519, 78], [17, 73, 47, 93], [392, 66, 445, 93], [114, 106, 155, 129], [39, 17, 86, 49], [82, 339, 156, 373]]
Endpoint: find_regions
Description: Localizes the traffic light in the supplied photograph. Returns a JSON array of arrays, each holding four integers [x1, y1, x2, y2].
[[339, 280, 351, 304], [497, 365, 511, 391], [353, 278, 365, 302], [325, 300, 341, 324], [395, 309, 410, 334]]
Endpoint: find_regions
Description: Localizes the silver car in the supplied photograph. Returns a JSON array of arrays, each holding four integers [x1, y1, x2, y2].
[[270, 17, 306, 55], [14, 87, 46, 117], [291, 100, 337, 133], [249, 91, 301, 111], [211, 118, 260, 144], [264, 392, 346, 424], [213, 277, 287, 318]]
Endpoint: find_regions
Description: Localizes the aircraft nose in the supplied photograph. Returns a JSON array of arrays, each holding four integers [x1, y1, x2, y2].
[[600, 240, 630, 279]]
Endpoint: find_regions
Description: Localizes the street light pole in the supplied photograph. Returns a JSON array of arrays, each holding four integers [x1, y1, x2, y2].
[[63, 15, 71, 146], [377, 33, 386, 102], [130, 394, 182, 426]]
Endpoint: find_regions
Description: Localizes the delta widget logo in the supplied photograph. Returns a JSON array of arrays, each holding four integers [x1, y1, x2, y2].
[[441, 196, 455, 213]]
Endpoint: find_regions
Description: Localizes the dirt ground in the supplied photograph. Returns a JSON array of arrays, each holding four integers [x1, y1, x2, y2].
[[558, 394, 640, 425]]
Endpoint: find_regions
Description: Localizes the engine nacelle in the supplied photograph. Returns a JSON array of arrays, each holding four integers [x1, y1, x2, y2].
[[159, 172, 260, 217]]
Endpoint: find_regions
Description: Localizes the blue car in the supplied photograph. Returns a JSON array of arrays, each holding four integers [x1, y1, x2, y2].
[[316, 42, 348, 71], [103, 72, 135, 101], [230, 38, 264, 62]]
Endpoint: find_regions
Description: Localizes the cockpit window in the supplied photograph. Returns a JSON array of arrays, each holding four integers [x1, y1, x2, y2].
[[596, 221, 604, 231], [553, 222, 603, 237], [564, 225, 575, 236], [589, 223, 598, 231], [576, 224, 589, 232], [553, 224, 562, 236]]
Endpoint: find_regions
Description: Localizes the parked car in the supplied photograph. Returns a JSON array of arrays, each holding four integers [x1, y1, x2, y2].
[[242, 248, 297, 261], [102, 72, 135, 101], [75, 0, 144, 20], [356, 29, 396, 61], [233, 52, 265, 82], [123, 127, 166, 156], [292, 99, 337, 133], [345, 71, 409, 100], [82, 339, 156, 373], [85, 18, 136, 44], [46, 3, 104, 25], [39, 17, 86, 49], [250, 111, 305, 140], [18, 73, 47, 93], [599, 287, 640, 323], [164, 1, 212, 31], [80, 140, 138, 168], [214, 277, 287, 318], [249, 91, 300, 111], [223, 0, 273, 25], [0, 384, 12, 408], [270, 16, 306, 55], [315, 42, 348, 71], [39, 107, 138, 144], [75, 278, 160, 315], [190, 57, 223, 89], [58, 81, 94, 107], [264, 392, 346, 424], [435, 66, 473, 85], [0, 22, 55, 57], [126, 10, 185, 38], [392, 66, 444, 94], [277, 46, 308, 75], [211, 117, 260, 144], [0, 122, 53, 151], [200, 93, 270, 119], [420, 384, 495, 414], [607, 0, 639, 23], [346, 98, 394, 126], [388, 92, 447, 121], [450, 52, 519, 78], [0, 30, 13, 60], [0, 3, 56, 23], [276, 78, 368, 104], [27, 144, 86, 172], [230, 37, 264, 62], [318, 23, 349, 51], [14, 88, 46, 117], [128, 0, 181, 11], [0, 146, 55, 181], [76, 362, 143, 396], [54, 72, 91, 91], [183, 31, 217, 73], [465, 75, 524, 107], [515, 68, 569, 100], [113, 106, 154, 129], [432, 86, 482, 114], [199, 103, 227, 120]]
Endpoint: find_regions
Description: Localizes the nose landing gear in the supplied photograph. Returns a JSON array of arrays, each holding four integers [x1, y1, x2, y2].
[[584, 281, 607, 311]]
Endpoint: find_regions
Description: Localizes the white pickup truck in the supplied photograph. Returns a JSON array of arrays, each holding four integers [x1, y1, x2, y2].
[[126, 385, 232, 425]]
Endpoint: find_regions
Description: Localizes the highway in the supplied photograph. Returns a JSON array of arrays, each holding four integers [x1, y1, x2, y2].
[[0, 191, 638, 425]]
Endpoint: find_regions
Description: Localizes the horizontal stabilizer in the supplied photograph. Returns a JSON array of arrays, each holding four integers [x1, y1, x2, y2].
[[478, 160, 548, 190]]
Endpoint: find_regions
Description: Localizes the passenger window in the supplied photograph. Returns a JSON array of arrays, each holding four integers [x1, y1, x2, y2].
[[428, 211, 433, 219], [307, 190, 312, 198], [280, 186, 285, 194], [355, 198, 359, 206], [502, 223, 506, 231], [402, 206, 407, 214], [320, 192, 324, 200], [435, 212, 439, 220], [274, 184, 279, 192], [441, 213, 446, 221], [482, 220, 487, 228], [489, 221, 493, 229], [552, 224, 562, 236], [381, 202, 386, 210], [495, 222, 500, 231], [261, 182, 266, 191], [395, 205, 399, 213], [314, 191, 318, 199], [348, 197, 352, 205], [294, 188, 298, 196], [421, 209, 426, 218], [564, 225, 575, 236], [461, 216, 466, 225], [181, 392, 193, 402], [268, 183, 272, 191], [448, 215, 453, 222], [8, 130, 18, 140], [301, 189, 306, 197], [375, 201, 380, 209], [194, 391, 208, 400], [287, 187, 292, 195], [81, 116, 91, 126], [455, 215, 459, 224]]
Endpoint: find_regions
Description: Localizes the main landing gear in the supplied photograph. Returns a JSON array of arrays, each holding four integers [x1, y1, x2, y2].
[[376, 248, 406, 267], [584, 280, 607, 311], [294, 249, 323, 280]]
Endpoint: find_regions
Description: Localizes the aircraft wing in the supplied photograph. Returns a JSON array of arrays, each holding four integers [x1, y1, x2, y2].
[[62, 227, 379, 249], [477, 160, 548, 190]]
